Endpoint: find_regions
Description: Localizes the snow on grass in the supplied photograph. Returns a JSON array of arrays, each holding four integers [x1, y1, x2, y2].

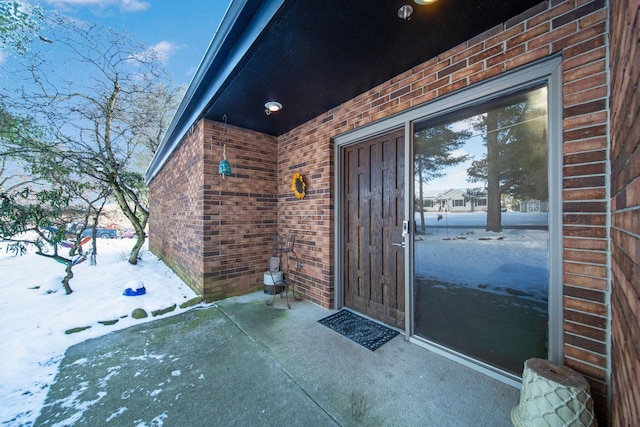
[[0, 238, 199, 426], [414, 211, 549, 303], [0, 211, 549, 425]]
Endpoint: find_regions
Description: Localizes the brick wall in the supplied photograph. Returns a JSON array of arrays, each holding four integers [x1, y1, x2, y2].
[[200, 120, 278, 301], [149, 121, 206, 294], [149, 119, 278, 301], [277, 129, 334, 307], [610, 0, 640, 424], [149, 0, 613, 422], [276, 0, 610, 423]]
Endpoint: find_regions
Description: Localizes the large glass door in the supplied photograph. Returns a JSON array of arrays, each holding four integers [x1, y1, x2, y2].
[[412, 86, 549, 376]]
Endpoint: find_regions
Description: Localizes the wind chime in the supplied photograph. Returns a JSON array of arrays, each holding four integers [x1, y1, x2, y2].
[[219, 114, 232, 178]]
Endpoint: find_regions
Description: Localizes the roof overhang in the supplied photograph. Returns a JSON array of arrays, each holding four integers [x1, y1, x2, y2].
[[146, 0, 543, 183]]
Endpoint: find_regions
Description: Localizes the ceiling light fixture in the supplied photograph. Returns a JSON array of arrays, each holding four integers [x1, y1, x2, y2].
[[414, 0, 438, 5], [398, 4, 413, 20], [264, 101, 282, 115]]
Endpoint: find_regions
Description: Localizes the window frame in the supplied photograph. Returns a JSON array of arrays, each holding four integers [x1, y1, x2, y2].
[[333, 56, 563, 385]]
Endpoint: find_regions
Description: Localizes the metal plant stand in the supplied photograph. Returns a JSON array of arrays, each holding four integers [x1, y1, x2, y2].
[[266, 234, 302, 309]]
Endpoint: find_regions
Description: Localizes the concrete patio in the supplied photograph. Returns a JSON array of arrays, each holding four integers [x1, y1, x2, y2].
[[36, 292, 519, 426]]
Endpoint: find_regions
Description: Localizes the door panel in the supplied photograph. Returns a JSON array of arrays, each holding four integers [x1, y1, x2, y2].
[[343, 130, 405, 329]]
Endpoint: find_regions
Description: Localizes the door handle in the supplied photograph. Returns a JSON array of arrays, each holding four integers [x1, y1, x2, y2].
[[391, 242, 406, 249]]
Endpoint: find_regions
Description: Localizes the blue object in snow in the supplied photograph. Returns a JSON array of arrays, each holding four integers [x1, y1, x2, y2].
[[123, 286, 146, 296]]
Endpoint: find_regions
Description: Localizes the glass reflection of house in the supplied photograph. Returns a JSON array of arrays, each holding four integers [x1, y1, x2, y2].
[[422, 188, 488, 213]]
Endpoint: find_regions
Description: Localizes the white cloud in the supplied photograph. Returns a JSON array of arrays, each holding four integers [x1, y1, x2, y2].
[[119, 0, 149, 12], [43, 0, 149, 13], [129, 41, 179, 65], [148, 41, 178, 64]]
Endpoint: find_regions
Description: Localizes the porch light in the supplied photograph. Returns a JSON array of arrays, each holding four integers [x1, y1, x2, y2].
[[264, 101, 282, 115], [414, 0, 438, 4]]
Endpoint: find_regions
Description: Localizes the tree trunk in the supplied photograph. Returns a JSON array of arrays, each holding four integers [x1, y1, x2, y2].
[[91, 228, 98, 262], [103, 78, 148, 265], [485, 111, 502, 232], [128, 232, 146, 264], [61, 261, 74, 294], [108, 179, 148, 264]]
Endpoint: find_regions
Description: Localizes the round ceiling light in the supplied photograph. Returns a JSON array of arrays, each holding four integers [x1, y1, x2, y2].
[[414, 0, 438, 4], [398, 4, 413, 20], [264, 101, 282, 115]]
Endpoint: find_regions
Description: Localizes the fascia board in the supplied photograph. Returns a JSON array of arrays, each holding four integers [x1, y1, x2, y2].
[[145, 0, 286, 184]]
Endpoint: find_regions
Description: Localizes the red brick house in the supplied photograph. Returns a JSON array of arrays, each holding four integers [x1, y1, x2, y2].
[[145, 0, 638, 424]]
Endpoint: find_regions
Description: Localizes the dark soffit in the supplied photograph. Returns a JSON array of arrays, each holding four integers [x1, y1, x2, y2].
[[147, 0, 543, 182], [202, 0, 543, 136]]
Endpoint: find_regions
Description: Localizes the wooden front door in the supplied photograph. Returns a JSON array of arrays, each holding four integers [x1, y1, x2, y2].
[[343, 129, 405, 329]]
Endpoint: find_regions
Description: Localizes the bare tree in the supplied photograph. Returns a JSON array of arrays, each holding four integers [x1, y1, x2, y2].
[[1, 95, 111, 292], [4, 13, 180, 264], [132, 82, 184, 157]]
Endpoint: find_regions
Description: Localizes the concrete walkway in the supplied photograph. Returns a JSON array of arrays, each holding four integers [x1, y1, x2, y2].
[[36, 292, 519, 426]]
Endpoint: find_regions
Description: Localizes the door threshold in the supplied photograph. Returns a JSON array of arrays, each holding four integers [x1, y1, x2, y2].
[[409, 336, 522, 389]]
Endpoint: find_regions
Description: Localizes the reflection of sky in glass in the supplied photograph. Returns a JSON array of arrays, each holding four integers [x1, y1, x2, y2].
[[425, 128, 483, 191], [415, 86, 548, 193], [414, 114, 485, 193]]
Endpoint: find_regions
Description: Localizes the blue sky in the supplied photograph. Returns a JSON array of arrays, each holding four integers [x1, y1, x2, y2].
[[26, 0, 231, 85], [0, 0, 230, 180]]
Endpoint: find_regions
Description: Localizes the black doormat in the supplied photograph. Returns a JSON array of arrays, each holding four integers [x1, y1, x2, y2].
[[317, 309, 399, 351]]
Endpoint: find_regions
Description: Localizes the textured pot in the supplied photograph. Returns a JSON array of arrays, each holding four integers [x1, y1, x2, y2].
[[511, 358, 596, 427]]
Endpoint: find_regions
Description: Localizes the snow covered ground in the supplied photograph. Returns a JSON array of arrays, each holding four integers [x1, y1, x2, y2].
[[0, 211, 549, 425], [414, 211, 549, 303], [0, 238, 199, 426]]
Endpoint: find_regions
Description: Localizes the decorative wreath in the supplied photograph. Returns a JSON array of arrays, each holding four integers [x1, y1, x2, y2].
[[291, 173, 306, 200]]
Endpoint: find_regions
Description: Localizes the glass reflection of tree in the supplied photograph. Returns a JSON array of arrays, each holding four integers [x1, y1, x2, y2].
[[467, 88, 548, 232], [414, 125, 471, 233]]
